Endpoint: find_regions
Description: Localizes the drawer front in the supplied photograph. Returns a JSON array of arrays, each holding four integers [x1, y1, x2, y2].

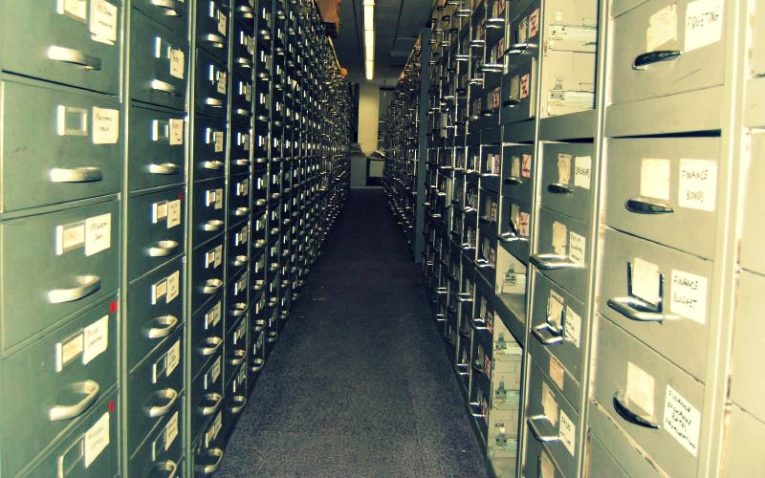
[[593, 316, 704, 478], [194, 48, 228, 118], [229, 123, 253, 176], [254, 129, 269, 159], [1, 81, 121, 212], [130, 9, 188, 110], [1, 0, 121, 94], [195, 0, 229, 54], [222, 363, 249, 441], [723, 405, 765, 477], [585, 432, 630, 478], [0, 298, 117, 477], [224, 316, 249, 384], [231, 71, 253, 122], [611, 0, 725, 105], [127, 258, 185, 370], [253, 175, 269, 208], [226, 269, 250, 325], [190, 237, 226, 313], [127, 187, 186, 280], [606, 137, 720, 259], [228, 172, 252, 221], [730, 270, 765, 421], [540, 142, 594, 222], [191, 352, 224, 442], [190, 297, 224, 375], [2, 200, 119, 350], [599, 228, 713, 380], [128, 105, 186, 191], [128, 403, 184, 478], [192, 114, 227, 181], [133, 0, 188, 29], [501, 144, 534, 204], [127, 329, 184, 453], [191, 176, 226, 246], [227, 220, 251, 277], [741, 133, 765, 274], [232, 18, 255, 70], [501, 57, 536, 124], [21, 396, 119, 478], [193, 409, 225, 476], [753, 4, 765, 77], [499, 197, 531, 263], [531, 208, 590, 300]]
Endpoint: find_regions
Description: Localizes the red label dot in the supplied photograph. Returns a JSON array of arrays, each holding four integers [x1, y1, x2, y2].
[[108, 400, 115, 414], [109, 301, 118, 314]]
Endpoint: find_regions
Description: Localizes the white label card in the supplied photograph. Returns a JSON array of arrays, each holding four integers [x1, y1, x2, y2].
[[542, 382, 559, 425], [627, 361, 655, 417], [84, 412, 110, 468], [574, 156, 592, 189], [632, 257, 661, 305], [153, 279, 167, 304], [640, 158, 671, 201], [82, 315, 109, 365], [664, 385, 701, 456], [214, 245, 223, 268], [678, 159, 717, 211], [217, 71, 227, 94], [167, 200, 182, 229], [552, 221, 568, 256], [205, 301, 222, 329], [218, 11, 228, 35], [214, 188, 224, 210], [169, 119, 184, 146], [63, 0, 88, 21], [59, 334, 84, 370], [559, 409, 576, 456], [92, 107, 119, 145], [90, 0, 118, 45], [646, 4, 677, 51], [549, 355, 565, 390], [568, 231, 586, 266], [170, 48, 185, 79], [557, 153, 572, 185], [670, 269, 708, 325], [685, 0, 723, 53], [153, 201, 168, 223], [164, 411, 179, 451], [214, 131, 225, 152], [166, 340, 181, 377], [166, 271, 180, 304], [564, 306, 581, 348], [85, 213, 111, 256]]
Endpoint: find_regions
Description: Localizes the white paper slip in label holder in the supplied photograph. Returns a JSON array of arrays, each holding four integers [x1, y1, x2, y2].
[[627, 361, 655, 418], [568, 232, 586, 267], [632, 257, 661, 306], [574, 156, 592, 189], [640, 158, 671, 201], [564, 306, 581, 348], [559, 409, 576, 456], [170, 48, 185, 79], [90, 0, 118, 45], [169, 119, 184, 146]]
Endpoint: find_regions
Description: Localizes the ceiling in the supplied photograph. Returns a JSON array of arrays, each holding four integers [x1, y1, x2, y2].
[[332, 0, 433, 87]]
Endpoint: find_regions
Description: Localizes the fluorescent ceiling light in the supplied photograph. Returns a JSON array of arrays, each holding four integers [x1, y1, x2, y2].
[[363, 0, 375, 80]]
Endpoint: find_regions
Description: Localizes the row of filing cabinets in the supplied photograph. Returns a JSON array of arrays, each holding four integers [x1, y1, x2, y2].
[[386, 0, 764, 476], [0, 0, 352, 477]]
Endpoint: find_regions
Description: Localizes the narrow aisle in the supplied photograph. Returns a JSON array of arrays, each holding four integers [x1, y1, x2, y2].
[[217, 189, 489, 477]]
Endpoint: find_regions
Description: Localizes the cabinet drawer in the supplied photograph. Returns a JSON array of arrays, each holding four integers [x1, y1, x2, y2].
[[128, 404, 184, 478], [501, 144, 534, 204], [592, 316, 704, 478], [191, 176, 226, 246], [498, 197, 531, 263], [126, 258, 184, 370], [193, 410, 225, 476], [226, 269, 250, 327], [190, 297, 224, 375], [610, 0, 725, 105], [127, 187, 186, 280], [222, 362, 249, 442], [1, 81, 121, 212], [599, 228, 713, 381], [195, 0, 229, 54], [730, 270, 765, 422], [128, 105, 186, 191], [724, 405, 765, 477], [232, 17, 255, 71], [1, 0, 121, 94], [194, 48, 228, 118], [228, 172, 252, 221], [225, 316, 249, 386], [127, 329, 184, 454], [231, 70, 253, 122], [741, 133, 765, 274], [133, 0, 188, 29], [192, 114, 227, 181], [606, 137, 720, 259], [190, 236, 225, 313], [0, 298, 117, 477], [585, 432, 630, 478], [1, 200, 119, 350], [540, 142, 594, 222], [229, 122, 253, 176], [227, 219, 251, 277], [130, 8, 187, 110], [753, 3, 765, 77], [190, 352, 224, 443], [253, 175, 269, 208], [501, 57, 536, 125]]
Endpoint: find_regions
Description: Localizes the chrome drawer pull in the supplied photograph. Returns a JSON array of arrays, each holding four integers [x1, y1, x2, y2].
[[147, 389, 179, 418], [235, 57, 253, 68], [154, 460, 178, 478], [469, 402, 484, 418], [231, 302, 249, 317], [253, 319, 266, 333], [527, 415, 560, 443], [49, 380, 100, 421], [229, 349, 246, 366], [151, 79, 180, 96], [475, 260, 493, 269], [229, 395, 247, 414], [204, 98, 224, 108], [530, 254, 580, 271], [235, 207, 250, 217], [625, 198, 674, 215], [456, 293, 472, 303], [198, 448, 224, 475], [199, 337, 223, 356], [235, 158, 251, 167], [547, 183, 573, 194], [148, 162, 180, 175], [532, 323, 565, 346], [256, 198, 267, 207], [471, 317, 490, 331], [203, 220, 224, 232], [499, 232, 527, 244], [503, 98, 520, 108], [49, 167, 103, 183], [233, 255, 247, 267], [202, 279, 224, 294], [237, 5, 255, 18], [202, 34, 225, 49], [250, 358, 266, 373], [607, 297, 669, 322], [47, 46, 102, 70], [48, 275, 101, 304], [613, 391, 659, 429], [203, 160, 224, 170], [198, 393, 223, 416], [151, 0, 182, 16], [145, 315, 179, 340], [147, 240, 179, 257], [633, 50, 682, 70], [266, 331, 279, 343]]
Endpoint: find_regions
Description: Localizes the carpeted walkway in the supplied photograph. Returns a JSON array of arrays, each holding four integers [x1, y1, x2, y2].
[[216, 188, 488, 477]]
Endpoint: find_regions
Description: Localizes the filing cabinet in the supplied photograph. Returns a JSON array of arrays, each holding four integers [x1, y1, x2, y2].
[[190, 351, 224, 442], [191, 177, 226, 245], [193, 115, 228, 181], [540, 142, 594, 223], [196, 0, 229, 54], [190, 236, 225, 313], [128, 401, 184, 478], [195, 49, 228, 118], [128, 105, 187, 191]]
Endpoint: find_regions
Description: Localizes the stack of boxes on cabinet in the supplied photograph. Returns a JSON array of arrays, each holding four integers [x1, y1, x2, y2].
[[0, 0, 351, 476], [388, 0, 765, 476]]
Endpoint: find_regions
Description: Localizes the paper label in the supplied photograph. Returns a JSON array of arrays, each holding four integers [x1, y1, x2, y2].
[[568, 231, 586, 266], [549, 355, 565, 390], [511, 156, 521, 178], [166, 270, 180, 304], [678, 159, 717, 211], [640, 158, 671, 200], [164, 411, 179, 451], [632, 258, 661, 305], [574, 156, 592, 189], [169, 119, 184, 146], [167, 200, 181, 229], [153, 201, 168, 223], [670, 269, 708, 325], [60, 334, 84, 369], [211, 356, 222, 385], [552, 221, 568, 256], [63, 0, 88, 21], [90, 0, 118, 45], [170, 48, 185, 79], [519, 73, 530, 100], [541, 382, 559, 425], [205, 301, 222, 329], [518, 17, 528, 43], [646, 4, 677, 51], [214, 131, 225, 152], [152, 279, 167, 305], [218, 11, 228, 35], [214, 188, 224, 210], [92, 107, 119, 145], [559, 409, 576, 456], [84, 412, 110, 468], [528, 8, 540, 38], [214, 245, 223, 268], [685, 0, 723, 53], [166, 340, 181, 377], [205, 412, 223, 447], [547, 290, 565, 329], [518, 211, 530, 237], [540, 450, 555, 478], [557, 153, 572, 185], [217, 71, 227, 94], [85, 213, 111, 256], [82, 315, 108, 365], [57, 222, 86, 255], [564, 306, 581, 348], [664, 385, 701, 456], [627, 361, 655, 417], [521, 153, 532, 178]]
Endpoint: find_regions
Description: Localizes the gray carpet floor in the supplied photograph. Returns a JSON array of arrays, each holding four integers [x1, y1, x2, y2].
[[215, 188, 489, 477]]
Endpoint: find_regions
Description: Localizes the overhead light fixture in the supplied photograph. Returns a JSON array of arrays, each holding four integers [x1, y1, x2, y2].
[[363, 0, 375, 80]]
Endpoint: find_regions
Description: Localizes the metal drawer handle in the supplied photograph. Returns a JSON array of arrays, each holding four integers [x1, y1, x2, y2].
[[148, 162, 180, 175], [613, 391, 659, 429], [231, 302, 249, 317], [147, 240, 180, 257], [266, 331, 279, 343], [503, 98, 520, 108], [468, 402, 484, 418], [547, 183, 573, 194], [203, 220, 225, 232], [229, 395, 247, 414], [198, 448, 224, 475], [530, 254, 580, 271], [47, 46, 102, 70], [235, 57, 254, 68], [147, 388, 179, 418], [203, 34, 226, 49], [145, 315, 179, 340], [472, 317, 490, 331], [532, 322, 564, 346], [254, 239, 267, 248], [528, 414, 560, 443], [151, 0, 182, 16], [504, 176, 523, 185], [154, 460, 178, 478], [202, 278, 224, 294], [625, 198, 674, 215], [233, 255, 247, 267], [235, 207, 251, 217], [456, 293, 473, 303], [204, 98, 224, 108], [499, 232, 528, 244], [475, 260, 493, 269], [229, 349, 246, 366], [48, 380, 100, 421], [151, 79, 180, 96], [198, 393, 223, 416], [607, 297, 669, 323], [253, 319, 266, 333], [49, 167, 103, 183], [200, 336, 223, 356], [633, 50, 682, 70], [48, 275, 102, 304], [203, 160, 225, 170], [256, 198, 267, 207], [251, 357, 266, 373], [235, 158, 251, 167]]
